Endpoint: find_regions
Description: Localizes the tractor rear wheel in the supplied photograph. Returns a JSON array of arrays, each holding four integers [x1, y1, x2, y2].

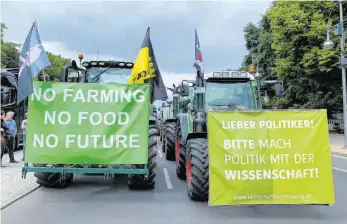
[[34, 165, 73, 188], [128, 124, 158, 190], [164, 122, 176, 161], [186, 138, 209, 201]]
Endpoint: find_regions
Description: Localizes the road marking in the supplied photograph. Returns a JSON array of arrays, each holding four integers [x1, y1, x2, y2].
[[332, 154, 347, 160], [158, 150, 163, 158], [333, 167, 347, 173], [163, 168, 173, 189]]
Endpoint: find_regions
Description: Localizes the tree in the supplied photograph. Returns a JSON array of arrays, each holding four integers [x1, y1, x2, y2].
[[1, 23, 20, 68], [241, 14, 276, 81], [1, 42, 20, 68], [44, 52, 71, 81], [240, 13, 277, 107], [267, 1, 343, 116], [1, 23, 7, 41], [241, 1, 346, 117]]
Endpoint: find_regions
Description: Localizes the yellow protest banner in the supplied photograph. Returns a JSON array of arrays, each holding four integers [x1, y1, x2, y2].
[[207, 110, 335, 206]]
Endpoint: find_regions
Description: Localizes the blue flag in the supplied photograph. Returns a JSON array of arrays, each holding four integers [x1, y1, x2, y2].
[[17, 20, 51, 104]]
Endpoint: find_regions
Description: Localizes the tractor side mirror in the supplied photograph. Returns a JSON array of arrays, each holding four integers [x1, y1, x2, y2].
[[71, 60, 87, 72], [180, 80, 189, 97], [59, 65, 70, 82], [275, 84, 284, 97], [60, 61, 87, 83]]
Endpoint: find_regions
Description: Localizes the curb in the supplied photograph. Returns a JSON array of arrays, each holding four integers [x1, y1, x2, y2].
[[1, 185, 40, 210], [332, 152, 347, 157]]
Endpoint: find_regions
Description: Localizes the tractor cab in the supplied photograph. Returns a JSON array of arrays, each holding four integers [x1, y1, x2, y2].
[[60, 57, 134, 85], [204, 70, 258, 111], [178, 80, 196, 113], [59, 54, 157, 120]]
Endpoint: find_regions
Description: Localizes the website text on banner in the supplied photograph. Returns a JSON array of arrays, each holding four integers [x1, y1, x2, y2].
[[25, 81, 150, 164], [207, 110, 335, 206]]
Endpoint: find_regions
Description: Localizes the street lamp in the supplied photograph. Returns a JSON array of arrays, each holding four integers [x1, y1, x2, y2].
[[323, 29, 334, 50], [323, 0, 347, 148], [250, 56, 262, 109]]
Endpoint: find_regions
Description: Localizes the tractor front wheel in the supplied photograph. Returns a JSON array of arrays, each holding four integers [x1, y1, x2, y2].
[[164, 122, 176, 161], [175, 121, 186, 180], [128, 124, 158, 190], [186, 138, 209, 201], [34, 165, 73, 188]]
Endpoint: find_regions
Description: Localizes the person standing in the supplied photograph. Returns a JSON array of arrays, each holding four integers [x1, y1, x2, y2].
[[1, 110, 9, 167], [4, 111, 18, 163], [21, 112, 27, 161]]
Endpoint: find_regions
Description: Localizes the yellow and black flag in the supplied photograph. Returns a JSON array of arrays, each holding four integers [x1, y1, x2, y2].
[[129, 27, 168, 103]]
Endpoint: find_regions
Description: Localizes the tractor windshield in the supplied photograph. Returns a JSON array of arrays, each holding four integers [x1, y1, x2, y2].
[[86, 67, 132, 84], [205, 81, 256, 110]]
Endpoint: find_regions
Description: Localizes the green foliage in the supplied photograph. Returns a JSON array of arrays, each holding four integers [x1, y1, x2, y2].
[[1, 23, 21, 68], [45, 52, 71, 81], [1, 23, 7, 41], [241, 0, 346, 117], [1, 22, 71, 81], [1, 41, 20, 68], [241, 14, 276, 81]]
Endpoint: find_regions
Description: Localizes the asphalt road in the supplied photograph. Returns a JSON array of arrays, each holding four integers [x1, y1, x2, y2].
[[1, 144, 347, 224]]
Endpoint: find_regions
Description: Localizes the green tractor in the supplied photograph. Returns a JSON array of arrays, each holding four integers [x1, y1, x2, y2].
[[162, 81, 195, 161], [159, 100, 171, 142], [175, 70, 283, 201], [25, 58, 159, 190]]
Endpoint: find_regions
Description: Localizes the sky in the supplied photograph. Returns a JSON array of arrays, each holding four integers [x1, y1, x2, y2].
[[2, 0, 272, 101]]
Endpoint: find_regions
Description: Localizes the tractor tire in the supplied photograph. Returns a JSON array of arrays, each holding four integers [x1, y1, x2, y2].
[[160, 129, 163, 142], [161, 124, 165, 142], [161, 131, 165, 152], [128, 124, 158, 190], [34, 165, 73, 188], [175, 121, 186, 180], [165, 122, 176, 161], [161, 123, 166, 152], [185, 138, 209, 201]]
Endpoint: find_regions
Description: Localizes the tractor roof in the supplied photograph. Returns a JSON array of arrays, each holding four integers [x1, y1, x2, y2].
[[1, 70, 18, 88], [81, 60, 134, 69], [206, 70, 255, 83], [1, 68, 19, 75]]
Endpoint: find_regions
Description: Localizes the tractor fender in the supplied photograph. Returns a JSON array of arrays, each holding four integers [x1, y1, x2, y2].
[[164, 118, 176, 124], [177, 113, 190, 145], [149, 116, 156, 125], [186, 132, 207, 142], [149, 105, 157, 117]]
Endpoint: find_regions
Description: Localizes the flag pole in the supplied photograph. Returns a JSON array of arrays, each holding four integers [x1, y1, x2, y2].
[[42, 69, 47, 82]]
